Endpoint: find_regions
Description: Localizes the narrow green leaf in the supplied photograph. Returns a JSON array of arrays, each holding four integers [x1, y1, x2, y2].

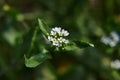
[[38, 18, 50, 36], [21, 26, 38, 56], [24, 53, 51, 68], [73, 40, 94, 48]]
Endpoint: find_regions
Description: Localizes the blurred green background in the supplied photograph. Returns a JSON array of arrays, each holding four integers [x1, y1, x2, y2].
[[0, 0, 120, 80]]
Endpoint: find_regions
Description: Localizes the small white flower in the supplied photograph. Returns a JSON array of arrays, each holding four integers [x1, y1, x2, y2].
[[61, 29, 69, 36], [47, 27, 69, 47], [51, 31, 56, 36], [110, 31, 119, 42], [101, 36, 112, 45], [53, 40, 59, 46], [101, 31, 119, 47], [48, 36, 53, 41], [57, 37, 63, 43], [109, 41, 117, 47], [64, 39, 69, 44], [52, 27, 61, 34], [111, 60, 120, 69]]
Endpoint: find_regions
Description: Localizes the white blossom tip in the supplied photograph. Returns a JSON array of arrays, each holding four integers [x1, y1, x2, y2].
[[48, 27, 69, 47]]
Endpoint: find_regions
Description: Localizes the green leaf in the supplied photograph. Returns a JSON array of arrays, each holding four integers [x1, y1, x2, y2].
[[20, 26, 38, 56], [38, 18, 50, 36], [24, 55, 40, 68], [2, 28, 21, 46], [24, 53, 51, 68], [73, 40, 94, 48]]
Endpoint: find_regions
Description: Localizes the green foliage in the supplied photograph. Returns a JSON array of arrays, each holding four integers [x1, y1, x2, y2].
[[23, 19, 51, 68], [73, 40, 94, 48], [24, 54, 40, 68], [21, 26, 38, 55], [24, 19, 94, 68], [38, 18, 50, 36], [0, 0, 120, 80], [24, 53, 51, 68]]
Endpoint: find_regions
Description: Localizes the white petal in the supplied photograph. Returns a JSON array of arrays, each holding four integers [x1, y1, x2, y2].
[[51, 31, 56, 35], [64, 39, 69, 44], [111, 60, 120, 69], [48, 36, 52, 41], [111, 31, 119, 42], [61, 29, 69, 36], [109, 41, 117, 47], [101, 36, 112, 45]]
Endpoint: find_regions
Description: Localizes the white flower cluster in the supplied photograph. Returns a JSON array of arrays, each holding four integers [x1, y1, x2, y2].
[[101, 31, 119, 47], [111, 59, 120, 69], [47, 27, 69, 47]]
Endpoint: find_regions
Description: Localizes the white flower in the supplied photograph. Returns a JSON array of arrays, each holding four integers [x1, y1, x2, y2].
[[52, 27, 61, 35], [110, 31, 119, 42], [48, 36, 53, 41], [61, 29, 69, 36], [101, 36, 112, 45], [47, 27, 69, 47], [52, 27, 61, 32], [50, 31, 55, 36], [109, 41, 117, 47], [57, 37, 63, 43], [64, 39, 69, 44], [111, 60, 120, 69], [53, 40, 59, 46], [101, 31, 119, 47]]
